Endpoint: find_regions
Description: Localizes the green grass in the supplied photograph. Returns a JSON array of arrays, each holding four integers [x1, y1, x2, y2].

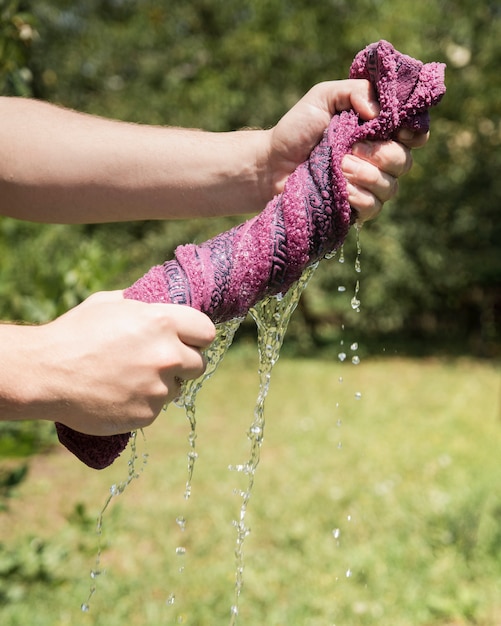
[[1, 350, 500, 625]]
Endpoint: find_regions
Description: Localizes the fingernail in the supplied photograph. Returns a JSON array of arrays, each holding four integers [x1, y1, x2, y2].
[[368, 100, 380, 117]]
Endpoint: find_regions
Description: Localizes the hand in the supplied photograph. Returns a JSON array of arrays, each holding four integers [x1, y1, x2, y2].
[[343, 128, 428, 222], [267, 79, 429, 222], [31, 291, 215, 436]]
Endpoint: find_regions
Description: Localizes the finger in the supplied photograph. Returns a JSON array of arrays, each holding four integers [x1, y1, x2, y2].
[[163, 345, 208, 404], [346, 80, 381, 120], [312, 79, 380, 120], [342, 154, 399, 204], [165, 374, 184, 405], [153, 304, 216, 349], [347, 182, 384, 223], [396, 128, 430, 149], [351, 140, 413, 178]]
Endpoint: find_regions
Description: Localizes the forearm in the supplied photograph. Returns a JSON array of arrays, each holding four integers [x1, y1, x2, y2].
[[0, 97, 272, 224], [0, 323, 44, 422]]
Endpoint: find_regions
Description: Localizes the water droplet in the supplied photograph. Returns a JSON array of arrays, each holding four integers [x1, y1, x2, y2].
[[355, 258, 361, 273], [81, 604, 90, 613], [175, 546, 186, 556], [351, 279, 361, 312], [338, 376, 343, 383], [333, 528, 341, 539], [350, 342, 358, 350], [166, 593, 176, 606], [176, 516, 186, 532], [228, 463, 251, 474], [231, 605, 239, 616], [346, 568, 352, 578], [337, 285, 346, 292], [90, 569, 101, 579], [355, 392, 362, 400], [351, 356, 360, 365], [338, 352, 347, 362]]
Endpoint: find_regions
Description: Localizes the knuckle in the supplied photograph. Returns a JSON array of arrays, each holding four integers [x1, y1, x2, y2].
[[139, 411, 158, 428], [365, 165, 381, 187], [352, 192, 375, 214], [203, 320, 217, 345], [360, 198, 383, 223]]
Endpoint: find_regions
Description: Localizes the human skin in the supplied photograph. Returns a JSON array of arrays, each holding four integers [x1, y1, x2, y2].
[[0, 80, 424, 436]]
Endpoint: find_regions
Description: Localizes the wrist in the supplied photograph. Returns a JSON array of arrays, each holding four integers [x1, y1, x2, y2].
[[0, 323, 49, 422], [215, 127, 276, 214], [250, 128, 279, 206]]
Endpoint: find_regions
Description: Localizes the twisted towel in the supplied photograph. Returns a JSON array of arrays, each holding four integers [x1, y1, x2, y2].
[[56, 41, 446, 469]]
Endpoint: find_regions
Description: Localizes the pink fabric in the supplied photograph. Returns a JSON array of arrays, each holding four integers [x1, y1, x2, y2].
[[56, 41, 446, 469]]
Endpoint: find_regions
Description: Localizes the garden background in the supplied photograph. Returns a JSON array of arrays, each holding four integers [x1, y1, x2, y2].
[[0, 1, 500, 624]]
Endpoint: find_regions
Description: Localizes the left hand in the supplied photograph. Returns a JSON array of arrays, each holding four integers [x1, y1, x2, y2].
[[268, 79, 429, 223]]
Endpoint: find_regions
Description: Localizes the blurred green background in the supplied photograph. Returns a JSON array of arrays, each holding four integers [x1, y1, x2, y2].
[[1, 1, 500, 625], [1, 0, 499, 354]]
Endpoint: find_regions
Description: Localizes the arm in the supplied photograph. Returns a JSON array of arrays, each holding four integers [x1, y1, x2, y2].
[[0, 80, 422, 224], [0, 79, 426, 438], [0, 96, 270, 223]]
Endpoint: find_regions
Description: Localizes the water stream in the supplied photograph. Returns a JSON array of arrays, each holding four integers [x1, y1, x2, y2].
[[227, 261, 319, 623], [81, 430, 148, 613], [177, 316, 244, 500], [84, 227, 364, 622]]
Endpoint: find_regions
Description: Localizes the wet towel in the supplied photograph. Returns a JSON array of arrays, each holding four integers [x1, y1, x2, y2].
[[56, 41, 446, 469]]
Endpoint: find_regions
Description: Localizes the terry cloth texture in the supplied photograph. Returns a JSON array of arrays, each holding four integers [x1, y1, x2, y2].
[[56, 40, 446, 470]]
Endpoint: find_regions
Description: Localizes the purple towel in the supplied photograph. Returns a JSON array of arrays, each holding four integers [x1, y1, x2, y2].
[[56, 41, 446, 469]]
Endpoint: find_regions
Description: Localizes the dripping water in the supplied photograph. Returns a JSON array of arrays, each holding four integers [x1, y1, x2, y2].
[[161, 318, 244, 617], [81, 430, 148, 613], [176, 317, 244, 500], [330, 225, 364, 599], [228, 261, 319, 624], [351, 224, 363, 313], [80, 228, 364, 620]]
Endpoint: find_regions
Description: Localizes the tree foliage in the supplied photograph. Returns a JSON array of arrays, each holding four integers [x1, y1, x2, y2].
[[0, 0, 499, 354]]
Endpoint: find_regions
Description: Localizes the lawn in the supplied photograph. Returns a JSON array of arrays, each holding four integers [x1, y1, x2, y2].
[[1, 349, 500, 626]]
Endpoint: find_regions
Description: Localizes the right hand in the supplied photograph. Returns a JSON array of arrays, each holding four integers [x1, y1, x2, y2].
[[32, 291, 215, 436], [267, 79, 430, 223]]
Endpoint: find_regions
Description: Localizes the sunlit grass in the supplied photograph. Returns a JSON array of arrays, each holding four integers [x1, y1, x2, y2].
[[1, 351, 500, 625]]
